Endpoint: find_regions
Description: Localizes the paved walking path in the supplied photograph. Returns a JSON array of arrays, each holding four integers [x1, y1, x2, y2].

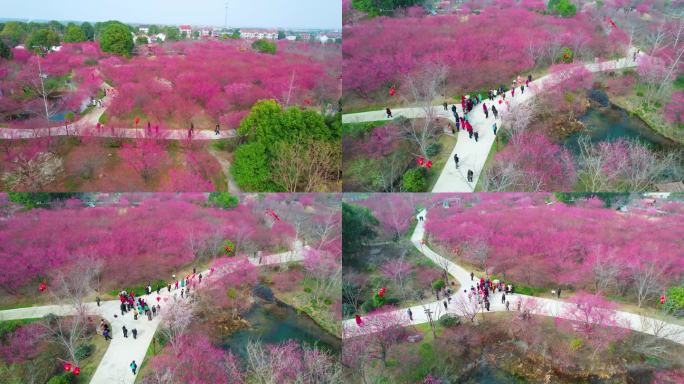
[[0, 243, 307, 384], [342, 49, 644, 192], [343, 209, 684, 347], [0, 83, 235, 141]]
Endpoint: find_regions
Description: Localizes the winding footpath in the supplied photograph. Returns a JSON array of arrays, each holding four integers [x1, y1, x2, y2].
[[0, 243, 307, 384], [0, 84, 235, 141], [342, 48, 644, 192], [343, 208, 684, 347]]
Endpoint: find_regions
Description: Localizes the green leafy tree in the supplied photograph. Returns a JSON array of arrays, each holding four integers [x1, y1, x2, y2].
[[342, 203, 378, 255], [135, 35, 149, 45], [7, 192, 78, 209], [80, 22, 94, 40], [0, 39, 11, 59], [664, 287, 684, 317], [192, 30, 200, 39], [164, 27, 180, 41], [208, 192, 239, 209], [402, 168, 427, 192], [230, 29, 241, 39], [548, 0, 577, 17], [26, 29, 60, 53], [63, 24, 87, 43], [352, 0, 423, 16], [99, 22, 134, 57], [251, 39, 277, 54], [231, 142, 273, 191], [47, 20, 64, 33], [0, 21, 29, 47], [277, 30, 286, 40], [238, 100, 332, 150], [148, 25, 160, 35]]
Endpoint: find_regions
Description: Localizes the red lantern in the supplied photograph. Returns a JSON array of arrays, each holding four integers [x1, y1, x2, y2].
[[73, 367, 80, 375], [389, 86, 396, 96], [378, 287, 386, 297], [64, 362, 72, 372], [39, 282, 47, 292], [660, 295, 666, 305], [417, 157, 425, 166], [426, 160, 433, 169], [134, 117, 140, 126], [156, 296, 161, 302]]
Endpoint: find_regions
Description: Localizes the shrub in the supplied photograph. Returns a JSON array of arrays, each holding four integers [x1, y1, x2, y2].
[[431, 278, 445, 291], [47, 373, 76, 384], [664, 286, 684, 317], [74, 343, 94, 360], [425, 143, 440, 157], [251, 39, 276, 54], [208, 192, 238, 209], [549, 0, 577, 17], [402, 168, 427, 192], [560, 47, 574, 63], [570, 338, 584, 350], [438, 313, 461, 328], [231, 142, 273, 191]]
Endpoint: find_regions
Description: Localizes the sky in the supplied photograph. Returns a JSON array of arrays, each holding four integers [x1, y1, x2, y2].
[[0, 0, 341, 29]]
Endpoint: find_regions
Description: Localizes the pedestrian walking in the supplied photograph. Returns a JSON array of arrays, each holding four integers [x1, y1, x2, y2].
[[122, 325, 128, 338], [453, 153, 459, 168], [470, 272, 474, 281], [516, 300, 522, 312], [557, 287, 562, 298], [355, 314, 363, 326], [96, 296, 101, 307], [492, 105, 498, 119], [467, 170, 474, 183], [132, 328, 137, 339], [483, 103, 489, 118], [468, 128, 473, 139], [474, 131, 479, 142], [190, 122, 194, 133], [485, 300, 490, 311], [199, 273, 203, 283], [528, 74, 532, 82], [120, 302, 126, 315], [506, 300, 510, 311], [443, 101, 448, 111], [493, 123, 497, 135], [521, 85, 525, 94], [386, 107, 393, 118], [215, 124, 220, 135], [103, 329, 111, 341], [175, 280, 179, 290], [130, 361, 137, 375], [512, 87, 515, 97], [443, 300, 448, 309], [156, 285, 160, 295], [147, 284, 152, 295], [407, 308, 413, 321], [501, 293, 506, 304]]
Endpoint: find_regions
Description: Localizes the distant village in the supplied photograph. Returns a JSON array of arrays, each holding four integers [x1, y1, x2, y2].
[[133, 24, 341, 45]]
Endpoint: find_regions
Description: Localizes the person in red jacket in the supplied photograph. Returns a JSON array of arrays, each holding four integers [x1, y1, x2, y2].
[[483, 103, 489, 119], [355, 314, 363, 326]]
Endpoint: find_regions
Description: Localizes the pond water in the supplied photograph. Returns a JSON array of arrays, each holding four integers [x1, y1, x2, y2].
[[563, 93, 678, 155], [218, 284, 341, 360], [48, 111, 70, 122]]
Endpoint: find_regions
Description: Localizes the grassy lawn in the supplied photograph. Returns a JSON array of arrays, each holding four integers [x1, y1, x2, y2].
[[76, 328, 109, 383], [426, 134, 457, 190], [134, 333, 167, 384], [474, 135, 506, 192]]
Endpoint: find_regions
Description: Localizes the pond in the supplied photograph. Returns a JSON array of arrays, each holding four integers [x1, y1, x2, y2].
[[48, 111, 71, 122], [563, 93, 679, 155], [219, 284, 341, 360]]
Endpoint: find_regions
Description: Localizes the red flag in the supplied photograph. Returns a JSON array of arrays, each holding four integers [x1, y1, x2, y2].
[[418, 157, 425, 166], [73, 367, 81, 375], [64, 363, 72, 372], [426, 160, 433, 169]]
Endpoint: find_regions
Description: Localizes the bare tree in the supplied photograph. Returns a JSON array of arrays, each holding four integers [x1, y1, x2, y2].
[[631, 260, 668, 308], [41, 257, 103, 366], [271, 137, 340, 192], [400, 65, 448, 158], [452, 294, 480, 324], [634, 315, 684, 358]]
